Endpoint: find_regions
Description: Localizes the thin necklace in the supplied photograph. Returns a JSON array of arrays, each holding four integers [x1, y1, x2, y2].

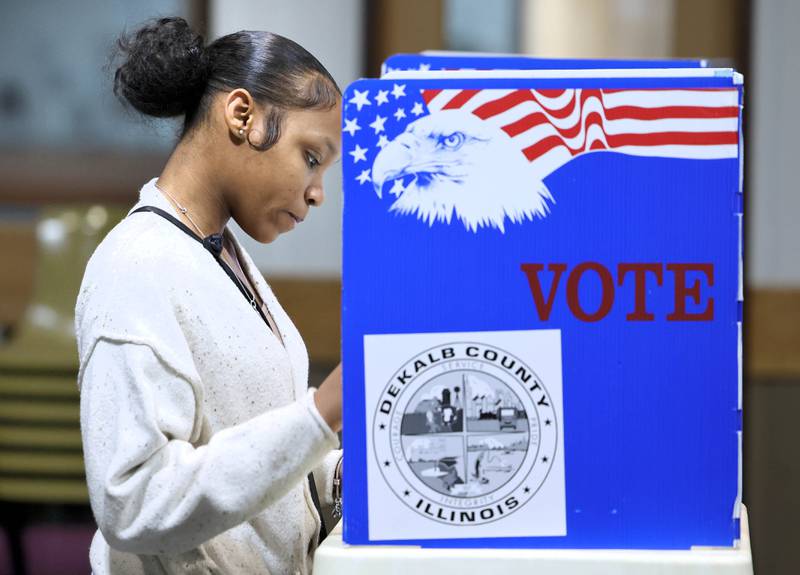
[[154, 181, 207, 237], [154, 181, 253, 307], [154, 181, 284, 345]]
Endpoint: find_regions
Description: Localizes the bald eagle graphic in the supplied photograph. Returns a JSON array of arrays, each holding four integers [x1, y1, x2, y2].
[[371, 109, 554, 233], [366, 86, 740, 234]]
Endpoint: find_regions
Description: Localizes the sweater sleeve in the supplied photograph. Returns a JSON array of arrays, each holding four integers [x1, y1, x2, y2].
[[79, 337, 339, 556]]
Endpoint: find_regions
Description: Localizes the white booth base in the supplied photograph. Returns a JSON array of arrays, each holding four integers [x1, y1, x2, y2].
[[313, 506, 753, 575]]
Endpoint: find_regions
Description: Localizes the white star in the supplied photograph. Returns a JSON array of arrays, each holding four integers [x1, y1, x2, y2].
[[369, 115, 387, 134], [393, 108, 406, 120], [356, 169, 371, 185], [418, 63, 431, 71], [391, 83, 406, 99], [376, 135, 389, 149], [389, 179, 405, 196], [375, 90, 389, 105], [343, 117, 361, 136], [411, 102, 424, 116], [348, 89, 371, 111], [349, 144, 367, 163]]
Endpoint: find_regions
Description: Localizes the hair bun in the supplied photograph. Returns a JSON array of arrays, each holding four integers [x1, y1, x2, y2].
[[113, 17, 209, 118]]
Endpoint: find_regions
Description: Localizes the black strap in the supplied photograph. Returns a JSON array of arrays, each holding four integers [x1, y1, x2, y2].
[[129, 206, 267, 322], [128, 205, 328, 544], [307, 473, 328, 544]]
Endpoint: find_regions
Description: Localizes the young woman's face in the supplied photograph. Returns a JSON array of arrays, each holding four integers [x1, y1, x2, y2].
[[228, 101, 342, 243]]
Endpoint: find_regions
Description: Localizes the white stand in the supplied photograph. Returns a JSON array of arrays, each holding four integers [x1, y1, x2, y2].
[[314, 506, 753, 575]]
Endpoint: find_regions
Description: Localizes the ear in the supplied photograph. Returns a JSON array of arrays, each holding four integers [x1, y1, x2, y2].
[[223, 88, 255, 140]]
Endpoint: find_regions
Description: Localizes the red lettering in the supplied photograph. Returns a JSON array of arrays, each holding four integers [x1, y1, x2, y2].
[[566, 262, 615, 322], [520, 263, 567, 321], [521, 261, 715, 322], [666, 263, 714, 321], [617, 263, 663, 321]]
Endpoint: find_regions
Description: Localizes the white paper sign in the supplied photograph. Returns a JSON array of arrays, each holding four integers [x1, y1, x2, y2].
[[364, 329, 566, 540]]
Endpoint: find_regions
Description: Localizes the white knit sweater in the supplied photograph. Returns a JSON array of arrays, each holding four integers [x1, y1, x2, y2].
[[75, 178, 341, 574]]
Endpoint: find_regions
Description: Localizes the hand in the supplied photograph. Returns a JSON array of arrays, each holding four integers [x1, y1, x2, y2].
[[314, 363, 342, 433]]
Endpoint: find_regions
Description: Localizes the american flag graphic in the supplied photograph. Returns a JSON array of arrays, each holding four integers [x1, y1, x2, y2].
[[421, 88, 740, 177], [345, 83, 741, 231]]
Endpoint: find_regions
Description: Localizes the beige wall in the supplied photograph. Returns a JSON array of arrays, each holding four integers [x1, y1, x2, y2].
[[521, 0, 674, 59], [749, 0, 800, 287], [521, 0, 742, 62]]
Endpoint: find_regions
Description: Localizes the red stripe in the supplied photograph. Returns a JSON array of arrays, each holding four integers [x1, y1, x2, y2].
[[536, 89, 566, 98], [477, 88, 735, 126], [531, 89, 589, 119], [418, 87, 739, 164], [474, 89, 583, 120], [422, 89, 442, 104], [473, 90, 534, 119], [540, 90, 580, 119], [522, 136, 564, 161], [503, 109, 595, 139], [606, 131, 739, 147], [502, 112, 549, 137], [476, 89, 606, 121], [531, 90, 599, 120], [490, 91, 584, 132], [604, 105, 739, 120], [442, 89, 480, 110], [522, 131, 737, 161], [503, 104, 737, 139]]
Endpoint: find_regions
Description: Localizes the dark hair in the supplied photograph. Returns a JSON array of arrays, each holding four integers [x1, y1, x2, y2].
[[112, 17, 340, 150]]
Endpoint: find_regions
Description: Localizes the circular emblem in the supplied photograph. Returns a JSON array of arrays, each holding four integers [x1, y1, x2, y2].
[[372, 342, 558, 525]]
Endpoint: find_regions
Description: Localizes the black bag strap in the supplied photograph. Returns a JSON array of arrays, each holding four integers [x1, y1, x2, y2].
[[308, 474, 328, 543], [128, 205, 329, 543], [129, 206, 266, 323]]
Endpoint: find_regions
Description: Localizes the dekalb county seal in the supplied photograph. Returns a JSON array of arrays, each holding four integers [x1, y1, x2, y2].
[[372, 342, 558, 526]]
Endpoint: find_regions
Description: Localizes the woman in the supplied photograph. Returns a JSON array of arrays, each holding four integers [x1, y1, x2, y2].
[[75, 17, 343, 574]]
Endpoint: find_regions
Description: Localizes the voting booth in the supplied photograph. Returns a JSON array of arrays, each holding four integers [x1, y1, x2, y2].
[[337, 55, 744, 558]]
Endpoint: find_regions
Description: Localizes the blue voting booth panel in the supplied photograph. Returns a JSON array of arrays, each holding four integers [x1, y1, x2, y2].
[[382, 53, 707, 75], [341, 71, 743, 549]]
